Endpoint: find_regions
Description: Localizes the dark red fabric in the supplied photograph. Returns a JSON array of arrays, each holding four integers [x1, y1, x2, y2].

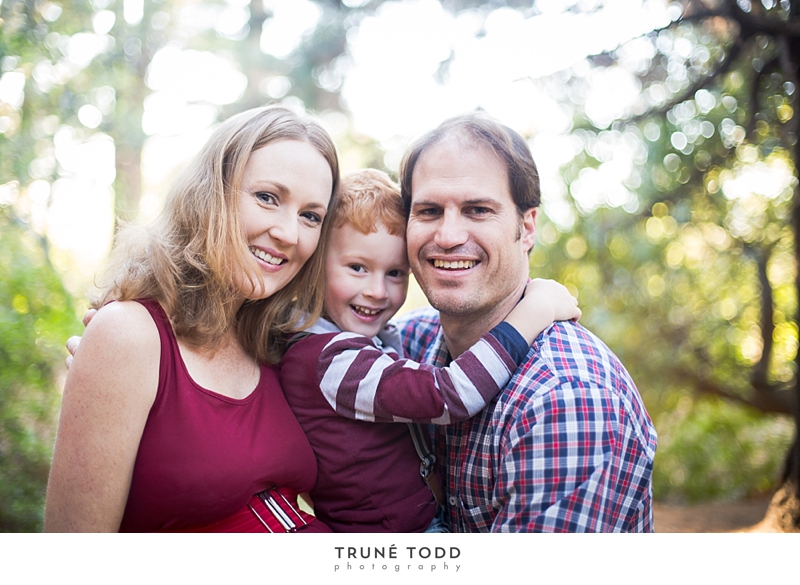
[[173, 489, 331, 533], [119, 300, 325, 532], [280, 333, 436, 533]]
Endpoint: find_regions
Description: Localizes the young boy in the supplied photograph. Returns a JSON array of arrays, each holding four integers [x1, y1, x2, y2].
[[280, 169, 580, 532]]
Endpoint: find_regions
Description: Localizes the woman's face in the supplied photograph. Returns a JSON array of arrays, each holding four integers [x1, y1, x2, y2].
[[236, 139, 333, 301]]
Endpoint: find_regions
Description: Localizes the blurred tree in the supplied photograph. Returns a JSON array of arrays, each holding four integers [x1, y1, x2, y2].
[[0, 207, 78, 532], [1, 0, 94, 191], [227, 0, 388, 168], [652, 397, 793, 502], [96, 0, 179, 221], [539, 0, 799, 528], [0, 0, 93, 532]]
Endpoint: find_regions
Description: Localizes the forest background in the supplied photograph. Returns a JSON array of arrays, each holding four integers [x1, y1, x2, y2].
[[1, 0, 798, 532]]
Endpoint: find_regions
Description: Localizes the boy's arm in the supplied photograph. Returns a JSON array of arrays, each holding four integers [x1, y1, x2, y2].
[[317, 279, 580, 424], [318, 328, 520, 423]]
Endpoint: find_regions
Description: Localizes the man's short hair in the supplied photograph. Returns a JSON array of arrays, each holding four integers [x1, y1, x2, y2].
[[399, 112, 541, 217], [328, 168, 406, 237]]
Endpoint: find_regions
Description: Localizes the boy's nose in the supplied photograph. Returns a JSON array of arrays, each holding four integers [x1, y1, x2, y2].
[[364, 276, 388, 300]]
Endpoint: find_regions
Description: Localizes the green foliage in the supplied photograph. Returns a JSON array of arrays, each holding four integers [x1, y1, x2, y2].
[[0, 0, 795, 525], [652, 398, 793, 503], [0, 0, 97, 184], [0, 209, 78, 531], [526, 0, 800, 505]]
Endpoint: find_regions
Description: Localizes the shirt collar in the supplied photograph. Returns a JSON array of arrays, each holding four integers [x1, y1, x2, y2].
[[302, 316, 404, 354]]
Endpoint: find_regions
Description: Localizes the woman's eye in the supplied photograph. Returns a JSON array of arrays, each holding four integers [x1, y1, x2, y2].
[[255, 192, 277, 205], [301, 211, 322, 224]]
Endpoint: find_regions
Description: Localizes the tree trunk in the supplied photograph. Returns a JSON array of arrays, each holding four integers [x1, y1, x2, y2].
[[764, 0, 800, 532]]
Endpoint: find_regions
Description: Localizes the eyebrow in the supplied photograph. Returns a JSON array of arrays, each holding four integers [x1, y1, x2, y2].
[[307, 201, 329, 213], [409, 198, 441, 210], [248, 180, 290, 196], [462, 198, 497, 207], [410, 197, 497, 209], [338, 250, 409, 264]]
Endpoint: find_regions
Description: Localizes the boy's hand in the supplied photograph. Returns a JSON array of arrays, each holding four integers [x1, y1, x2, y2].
[[523, 278, 581, 323], [65, 309, 97, 369], [504, 279, 581, 345]]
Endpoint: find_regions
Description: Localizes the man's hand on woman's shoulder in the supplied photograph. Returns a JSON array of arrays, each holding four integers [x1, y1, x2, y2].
[[64, 308, 97, 369]]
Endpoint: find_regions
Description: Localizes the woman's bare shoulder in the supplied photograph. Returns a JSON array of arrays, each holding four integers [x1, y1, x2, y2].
[[85, 300, 160, 350], [72, 300, 161, 403], [46, 300, 161, 532]]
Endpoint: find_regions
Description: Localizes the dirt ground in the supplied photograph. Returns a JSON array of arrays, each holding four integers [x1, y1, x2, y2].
[[653, 496, 773, 533]]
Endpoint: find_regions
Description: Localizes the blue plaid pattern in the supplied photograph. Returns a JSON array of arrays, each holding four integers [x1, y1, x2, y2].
[[397, 307, 657, 533]]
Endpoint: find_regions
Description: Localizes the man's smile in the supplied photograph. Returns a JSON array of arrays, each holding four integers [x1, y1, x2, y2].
[[432, 259, 478, 270]]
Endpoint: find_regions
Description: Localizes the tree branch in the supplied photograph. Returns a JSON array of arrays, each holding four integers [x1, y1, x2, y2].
[[584, 5, 727, 67], [728, 0, 800, 37], [629, 39, 744, 124], [777, 37, 799, 138], [743, 244, 776, 388], [677, 368, 795, 415], [746, 55, 781, 137]]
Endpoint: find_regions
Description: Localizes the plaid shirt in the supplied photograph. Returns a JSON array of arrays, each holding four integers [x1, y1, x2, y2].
[[397, 307, 657, 533]]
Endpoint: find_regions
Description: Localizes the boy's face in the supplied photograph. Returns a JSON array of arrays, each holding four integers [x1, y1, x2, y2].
[[324, 222, 410, 338]]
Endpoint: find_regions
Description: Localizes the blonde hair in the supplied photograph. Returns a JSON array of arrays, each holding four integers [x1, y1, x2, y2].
[[328, 169, 405, 236], [96, 106, 339, 363]]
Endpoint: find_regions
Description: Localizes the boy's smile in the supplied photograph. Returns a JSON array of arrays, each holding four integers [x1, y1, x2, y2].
[[323, 222, 409, 338]]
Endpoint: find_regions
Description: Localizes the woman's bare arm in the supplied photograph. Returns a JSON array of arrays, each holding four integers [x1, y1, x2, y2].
[[45, 301, 160, 532]]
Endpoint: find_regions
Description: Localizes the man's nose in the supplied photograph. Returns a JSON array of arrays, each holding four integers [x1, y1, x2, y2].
[[433, 211, 469, 250]]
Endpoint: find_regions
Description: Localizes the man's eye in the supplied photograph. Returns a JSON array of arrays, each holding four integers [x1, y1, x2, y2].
[[416, 207, 441, 217], [470, 206, 492, 215]]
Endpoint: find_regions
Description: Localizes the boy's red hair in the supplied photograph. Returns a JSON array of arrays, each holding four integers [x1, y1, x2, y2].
[[329, 169, 405, 237]]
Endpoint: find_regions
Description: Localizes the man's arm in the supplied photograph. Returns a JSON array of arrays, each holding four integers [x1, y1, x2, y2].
[[490, 380, 655, 532], [64, 309, 97, 369]]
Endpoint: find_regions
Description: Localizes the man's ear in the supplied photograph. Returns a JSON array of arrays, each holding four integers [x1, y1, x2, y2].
[[520, 207, 537, 252]]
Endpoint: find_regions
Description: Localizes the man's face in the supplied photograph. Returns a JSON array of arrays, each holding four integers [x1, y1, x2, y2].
[[406, 138, 536, 319]]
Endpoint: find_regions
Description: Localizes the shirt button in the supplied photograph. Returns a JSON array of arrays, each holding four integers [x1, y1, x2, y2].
[[448, 496, 457, 506]]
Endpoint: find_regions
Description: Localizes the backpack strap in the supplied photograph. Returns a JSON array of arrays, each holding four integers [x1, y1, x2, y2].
[[407, 423, 444, 506], [285, 330, 314, 351]]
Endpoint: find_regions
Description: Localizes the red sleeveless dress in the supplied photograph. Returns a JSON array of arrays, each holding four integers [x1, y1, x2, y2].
[[118, 300, 329, 532]]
